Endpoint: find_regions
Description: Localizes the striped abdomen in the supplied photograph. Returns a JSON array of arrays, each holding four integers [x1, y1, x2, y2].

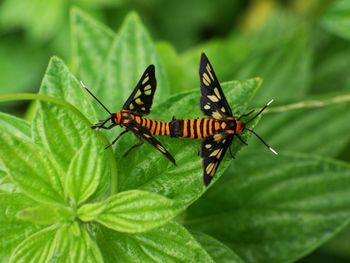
[[170, 118, 227, 139], [132, 115, 171, 136]]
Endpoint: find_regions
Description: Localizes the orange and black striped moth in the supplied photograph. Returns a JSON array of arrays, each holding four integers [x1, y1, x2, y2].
[[82, 65, 176, 165]]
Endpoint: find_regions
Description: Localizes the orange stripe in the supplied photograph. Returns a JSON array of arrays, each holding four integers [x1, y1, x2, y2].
[[203, 118, 209, 138], [196, 118, 202, 138], [161, 121, 166, 135], [151, 120, 157, 134], [209, 119, 213, 135], [156, 121, 161, 135], [190, 119, 195, 138], [165, 122, 170, 136], [215, 121, 220, 131], [146, 118, 151, 129], [183, 120, 188, 137], [135, 116, 141, 125], [142, 117, 146, 127]]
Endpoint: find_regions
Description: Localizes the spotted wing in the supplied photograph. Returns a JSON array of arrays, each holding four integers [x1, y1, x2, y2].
[[122, 65, 156, 115], [126, 123, 176, 165], [200, 134, 233, 186], [199, 53, 232, 119]]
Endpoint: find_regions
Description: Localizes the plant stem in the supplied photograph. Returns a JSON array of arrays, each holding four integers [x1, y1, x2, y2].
[[266, 94, 350, 113]]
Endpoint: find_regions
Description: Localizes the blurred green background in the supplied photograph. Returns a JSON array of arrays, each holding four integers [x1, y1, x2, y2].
[[1, 0, 350, 262]]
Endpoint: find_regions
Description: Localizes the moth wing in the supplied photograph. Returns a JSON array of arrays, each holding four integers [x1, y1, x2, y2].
[[122, 65, 156, 115], [200, 135, 233, 186], [199, 53, 232, 119], [126, 123, 176, 165]]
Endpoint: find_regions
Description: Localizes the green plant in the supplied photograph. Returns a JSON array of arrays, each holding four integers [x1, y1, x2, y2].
[[1, 4, 350, 263]]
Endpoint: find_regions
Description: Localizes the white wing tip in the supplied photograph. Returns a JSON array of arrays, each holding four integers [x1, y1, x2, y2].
[[269, 147, 278, 155], [267, 99, 274, 106]]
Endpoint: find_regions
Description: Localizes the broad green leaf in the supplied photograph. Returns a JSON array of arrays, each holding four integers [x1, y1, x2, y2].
[[71, 7, 114, 87], [32, 57, 112, 200], [78, 190, 183, 233], [0, 193, 41, 261], [184, 150, 350, 263], [191, 231, 245, 263], [322, 0, 350, 41], [156, 42, 188, 93], [0, 130, 65, 204], [115, 79, 261, 205], [16, 204, 74, 225], [259, 102, 350, 157], [0, 112, 31, 139], [0, 113, 31, 193], [54, 222, 104, 263], [94, 12, 169, 117], [9, 226, 58, 263], [66, 137, 108, 205], [321, 225, 350, 259], [96, 221, 213, 262]]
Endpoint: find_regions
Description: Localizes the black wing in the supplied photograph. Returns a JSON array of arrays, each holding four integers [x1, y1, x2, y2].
[[199, 53, 232, 119], [122, 65, 156, 115], [126, 123, 176, 165], [200, 134, 233, 186]]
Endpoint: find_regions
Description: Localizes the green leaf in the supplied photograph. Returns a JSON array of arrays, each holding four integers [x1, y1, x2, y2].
[[16, 204, 74, 225], [66, 137, 109, 205], [54, 222, 104, 263], [192, 231, 246, 263], [0, 129, 65, 205], [32, 56, 112, 200], [259, 102, 350, 157], [0, 112, 31, 193], [78, 190, 183, 233], [184, 150, 350, 263], [322, 0, 350, 41], [94, 12, 169, 117], [115, 79, 261, 205], [71, 7, 114, 87], [9, 226, 58, 262], [0, 193, 41, 261], [97, 221, 213, 262]]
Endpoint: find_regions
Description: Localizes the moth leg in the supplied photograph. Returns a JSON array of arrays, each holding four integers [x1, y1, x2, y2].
[[236, 134, 248, 145], [229, 144, 235, 159], [105, 130, 129, 149], [92, 117, 112, 130], [123, 141, 144, 157]]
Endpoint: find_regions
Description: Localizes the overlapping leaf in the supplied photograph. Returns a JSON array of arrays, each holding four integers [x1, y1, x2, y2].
[[185, 150, 350, 263]]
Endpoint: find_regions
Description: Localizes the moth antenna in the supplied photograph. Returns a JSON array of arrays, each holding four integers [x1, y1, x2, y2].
[[245, 99, 274, 125], [80, 80, 112, 115], [246, 128, 278, 155]]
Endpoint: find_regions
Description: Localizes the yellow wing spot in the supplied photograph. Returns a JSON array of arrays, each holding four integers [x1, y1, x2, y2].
[[216, 149, 224, 159], [144, 84, 152, 91], [142, 76, 149, 84], [205, 144, 212, 149], [204, 104, 211, 110], [209, 149, 220, 157], [144, 133, 151, 138], [206, 64, 214, 81], [206, 162, 215, 175], [212, 111, 222, 119], [202, 77, 210, 86], [222, 139, 226, 144], [214, 88, 221, 99], [207, 95, 219, 102], [157, 144, 167, 153], [221, 107, 226, 112], [135, 98, 143, 105], [210, 163, 218, 176], [129, 103, 134, 110], [134, 90, 142, 98], [141, 107, 146, 111], [214, 134, 223, 142], [203, 73, 211, 84]]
